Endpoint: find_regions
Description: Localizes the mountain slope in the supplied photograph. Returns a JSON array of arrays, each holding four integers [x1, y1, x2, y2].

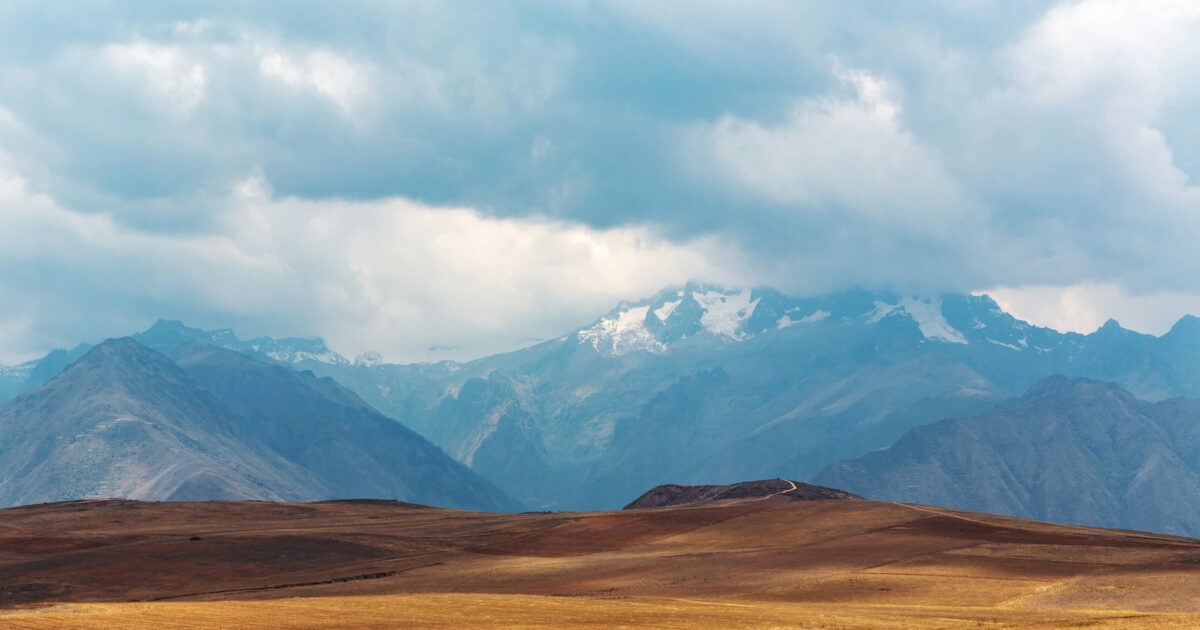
[[0, 344, 91, 403], [813, 376, 1200, 536], [0, 362, 31, 402], [158, 343, 517, 512], [0, 338, 518, 512], [0, 338, 326, 506]]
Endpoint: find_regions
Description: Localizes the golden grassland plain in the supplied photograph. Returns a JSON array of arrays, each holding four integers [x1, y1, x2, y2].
[[4, 593, 1200, 629], [4, 496, 1200, 628]]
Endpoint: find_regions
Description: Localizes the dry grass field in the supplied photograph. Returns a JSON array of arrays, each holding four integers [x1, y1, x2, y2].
[[4, 495, 1200, 628], [6, 593, 1200, 629]]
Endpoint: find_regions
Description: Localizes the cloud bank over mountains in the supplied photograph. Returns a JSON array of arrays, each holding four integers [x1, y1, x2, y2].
[[1, 1, 1199, 362]]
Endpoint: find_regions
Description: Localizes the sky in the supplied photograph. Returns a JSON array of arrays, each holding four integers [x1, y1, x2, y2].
[[2, 0, 1200, 364]]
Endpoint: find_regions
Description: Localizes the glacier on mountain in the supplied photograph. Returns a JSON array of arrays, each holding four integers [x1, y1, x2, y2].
[[896, 296, 968, 344], [868, 297, 967, 344], [695, 290, 759, 339], [653, 299, 682, 322], [777, 309, 831, 329], [578, 305, 666, 355], [578, 286, 990, 357]]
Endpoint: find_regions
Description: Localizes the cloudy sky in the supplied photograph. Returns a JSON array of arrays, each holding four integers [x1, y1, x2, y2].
[[2, 0, 1199, 364]]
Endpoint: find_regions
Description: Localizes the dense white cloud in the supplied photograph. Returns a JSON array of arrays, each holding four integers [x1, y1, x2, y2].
[[986, 284, 1200, 336], [1, 1, 1200, 360], [681, 0, 1200, 295], [0, 165, 746, 364], [695, 64, 979, 231], [102, 42, 209, 116], [258, 48, 373, 114], [220, 176, 748, 362]]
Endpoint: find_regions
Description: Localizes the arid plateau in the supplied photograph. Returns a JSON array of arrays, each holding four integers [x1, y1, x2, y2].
[[3, 485, 1200, 628]]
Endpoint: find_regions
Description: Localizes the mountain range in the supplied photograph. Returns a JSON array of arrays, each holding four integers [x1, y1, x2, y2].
[[293, 284, 1200, 510], [6, 283, 1200, 520], [814, 376, 1200, 536], [0, 337, 516, 512]]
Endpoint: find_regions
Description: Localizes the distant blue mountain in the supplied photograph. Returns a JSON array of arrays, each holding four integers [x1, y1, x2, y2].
[[0, 320, 355, 405], [134, 319, 351, 366], [0, 337, 517, 512], [814, 377, 1200, 536], [209, 284, 1200, 510], [6, 284, 1200, 513]]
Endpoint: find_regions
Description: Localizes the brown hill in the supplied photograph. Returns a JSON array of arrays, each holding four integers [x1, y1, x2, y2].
[[623, 477, 860, 508], [5, 495, 1200, 627]]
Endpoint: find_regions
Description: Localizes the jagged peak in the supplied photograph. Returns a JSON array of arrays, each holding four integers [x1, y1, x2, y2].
[[146, 318, 187, 331], [132, 321, 349, 366], [65, 337, 185, 383], [961, 292, 1004, 313], [137, 319, 227, 346], [79, 336, 147, 357], [1165, 314, 1200, 338], [1086, 318, 1157, 341], [1020, 374, 1131, 402], [577, 285, 1022, 356], [1023, 374, 1074, 396], [866, 295, 968, 344], [578, 283, 767, 356]]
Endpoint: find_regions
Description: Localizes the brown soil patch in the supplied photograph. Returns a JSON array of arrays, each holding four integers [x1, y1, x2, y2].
[[2, 498, 1200, 627]]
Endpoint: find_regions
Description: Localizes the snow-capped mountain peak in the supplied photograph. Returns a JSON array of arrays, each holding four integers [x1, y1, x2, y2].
[[778, 309, 830, 329], [694, 290, 759, 339], [869, 296, 968, 344], [247, 337, 349, 366], [578, 304, 666, 356], [573, 285, 1066, 357], [580, 285, 799, 356], [653, 298, 682, 322]]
